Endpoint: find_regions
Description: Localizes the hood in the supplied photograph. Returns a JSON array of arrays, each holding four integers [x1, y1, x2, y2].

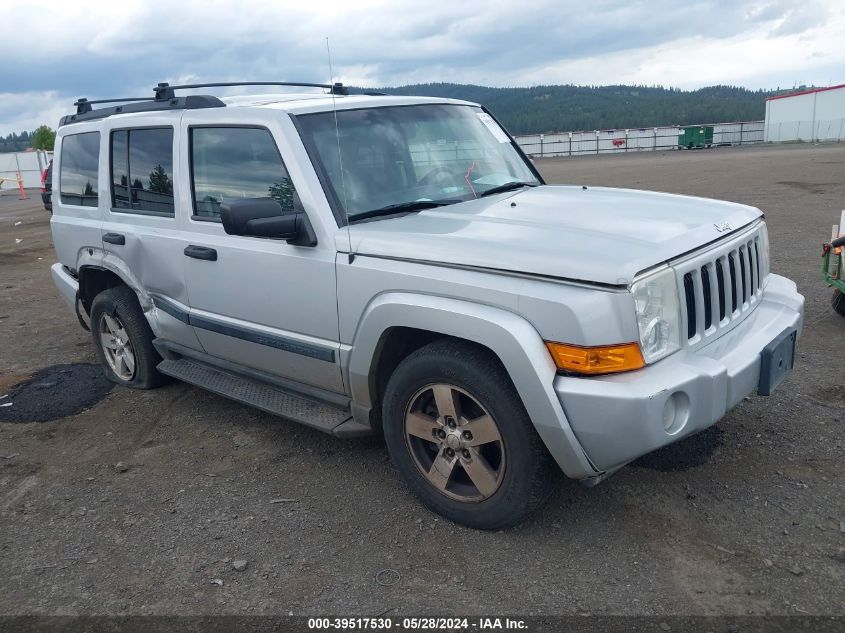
[[342, 185, 763, 286]]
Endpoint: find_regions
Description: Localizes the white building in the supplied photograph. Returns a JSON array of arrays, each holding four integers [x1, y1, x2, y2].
[[0, 150, 52, 189], [764, 84, 845, 143]]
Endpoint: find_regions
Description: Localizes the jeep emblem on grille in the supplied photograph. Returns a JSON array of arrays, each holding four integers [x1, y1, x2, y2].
[[713, 221, 732, 233]]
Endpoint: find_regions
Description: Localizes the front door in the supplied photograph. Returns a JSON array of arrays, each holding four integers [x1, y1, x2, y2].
[[178, 120, 343, 393]]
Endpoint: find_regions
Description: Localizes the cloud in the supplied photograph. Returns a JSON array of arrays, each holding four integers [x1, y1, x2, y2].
[[771, 0, 831, 35], [0, 91, 67, 135], [0, 0, 842, 135]]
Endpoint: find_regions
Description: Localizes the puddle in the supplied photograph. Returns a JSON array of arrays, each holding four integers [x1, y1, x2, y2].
[[632, 426, 723, 472], [0, 364, 113, 423]]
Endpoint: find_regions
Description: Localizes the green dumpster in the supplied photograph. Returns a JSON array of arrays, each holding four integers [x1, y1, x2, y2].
[[678, 125, 714, 149]]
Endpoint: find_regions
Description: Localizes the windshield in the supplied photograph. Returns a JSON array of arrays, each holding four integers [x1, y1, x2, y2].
[[296, 104, 540, 222]]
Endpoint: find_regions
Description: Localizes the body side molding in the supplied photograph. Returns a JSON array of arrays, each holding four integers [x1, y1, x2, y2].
[[150, 294, 336, 363]]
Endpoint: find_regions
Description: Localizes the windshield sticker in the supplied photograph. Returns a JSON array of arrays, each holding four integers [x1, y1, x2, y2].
[[476, 113, 511, 143]]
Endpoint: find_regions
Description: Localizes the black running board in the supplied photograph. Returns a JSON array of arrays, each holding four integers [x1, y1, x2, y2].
[[157, 357, 363, 436]]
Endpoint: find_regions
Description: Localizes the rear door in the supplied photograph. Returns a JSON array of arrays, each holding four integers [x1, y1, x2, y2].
[[178, 111, 343, 393], [100, 114, 202, 351]]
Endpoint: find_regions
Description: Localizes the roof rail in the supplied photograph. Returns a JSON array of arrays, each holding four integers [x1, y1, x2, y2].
[[60, 80, 348, 128], [152, 81, 349, 99], [60, 95, 226, 127]]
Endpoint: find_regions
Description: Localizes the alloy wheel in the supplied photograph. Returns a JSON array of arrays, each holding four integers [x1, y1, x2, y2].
[[99, 313, 136, 381], [403, 383, 506, 502]]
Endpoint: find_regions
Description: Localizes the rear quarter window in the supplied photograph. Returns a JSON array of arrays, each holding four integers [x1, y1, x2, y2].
[[59, 132, 100, 207]]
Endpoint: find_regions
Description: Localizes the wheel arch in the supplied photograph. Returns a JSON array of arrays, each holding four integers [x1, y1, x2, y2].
[[76, 248, 150, 316], [78, 267, 125, 315], [347, 292, 598, 479], [366, 326, 510, 434]]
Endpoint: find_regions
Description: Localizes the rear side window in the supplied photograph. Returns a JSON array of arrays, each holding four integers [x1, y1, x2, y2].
[[111, 128, 175, 216], [60, 132, 100, 207], [190, 127, 296, 220]]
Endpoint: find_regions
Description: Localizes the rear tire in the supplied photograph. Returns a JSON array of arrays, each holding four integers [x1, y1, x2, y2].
[[90, 286, 164, 389], [382, 339, 557, 529], [833, 290, 845, 317]]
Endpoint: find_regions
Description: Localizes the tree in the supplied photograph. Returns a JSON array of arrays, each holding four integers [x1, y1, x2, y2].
[[148, 164, 173, 195], [31, 125, 56, 151], [269, 178, 295, 211]]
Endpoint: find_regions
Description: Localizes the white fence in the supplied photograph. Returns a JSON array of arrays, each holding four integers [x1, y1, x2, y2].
[[0, 150, 52, 189], [513, 121, 766, 158]]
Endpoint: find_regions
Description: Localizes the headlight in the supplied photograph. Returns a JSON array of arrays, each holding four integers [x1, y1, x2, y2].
[[631, 266, 682, 364]]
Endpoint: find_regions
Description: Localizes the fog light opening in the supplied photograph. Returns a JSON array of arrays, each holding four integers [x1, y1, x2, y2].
[[662, 398, 676, 430], [662, 391, 690, 435]]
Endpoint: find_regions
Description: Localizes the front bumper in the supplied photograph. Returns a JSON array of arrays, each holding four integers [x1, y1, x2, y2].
[[554, 274, 804, 473]]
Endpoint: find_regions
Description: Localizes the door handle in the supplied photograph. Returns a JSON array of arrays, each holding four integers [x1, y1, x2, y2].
[[184, 245, 218, 261], [103, 232, 125, 245]]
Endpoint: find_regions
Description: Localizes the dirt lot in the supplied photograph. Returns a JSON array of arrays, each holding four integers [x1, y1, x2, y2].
[[1, 143, 843, 616]]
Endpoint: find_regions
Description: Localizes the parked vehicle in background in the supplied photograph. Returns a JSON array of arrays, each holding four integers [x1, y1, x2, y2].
[[822, 214, 845, 317], [49, 81, 804, 529], [41, 160, 53, 212]]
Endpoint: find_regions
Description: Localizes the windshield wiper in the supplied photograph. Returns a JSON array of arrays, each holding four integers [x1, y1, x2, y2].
[[349, 199, 460, 223], [478, 181, 537, 198]]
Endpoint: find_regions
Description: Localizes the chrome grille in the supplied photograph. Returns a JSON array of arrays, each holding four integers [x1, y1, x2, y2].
[[675, 224, 766, 346]]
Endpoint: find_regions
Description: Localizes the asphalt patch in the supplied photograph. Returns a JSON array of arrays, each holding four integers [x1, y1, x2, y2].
[[0, 363, 113, 423], [632, 426, 723, 472]]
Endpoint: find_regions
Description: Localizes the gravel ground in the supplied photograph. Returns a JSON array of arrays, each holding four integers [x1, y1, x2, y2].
[[0, 143, 843, 616]]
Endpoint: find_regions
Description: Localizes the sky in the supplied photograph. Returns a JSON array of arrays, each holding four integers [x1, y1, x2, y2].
[[1, 0, 844, 136]]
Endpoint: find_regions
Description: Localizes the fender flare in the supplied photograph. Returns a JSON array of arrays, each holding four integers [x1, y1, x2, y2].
[[347, 292, 598, 479], [76, 247, 152, 312]]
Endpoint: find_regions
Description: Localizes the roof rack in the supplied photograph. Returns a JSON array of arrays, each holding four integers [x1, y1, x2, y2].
[[59, 80, 349, 127], [153, 81, 349, 99], [74, 97, 154, 114]]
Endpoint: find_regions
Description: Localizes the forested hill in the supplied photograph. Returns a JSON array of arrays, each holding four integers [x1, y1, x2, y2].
[[376, 84, 783, 135], [0, 131, 32, 153], [1, 84, 790, 151]]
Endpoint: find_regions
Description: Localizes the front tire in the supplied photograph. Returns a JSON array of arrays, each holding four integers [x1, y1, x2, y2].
[[382, 339, 557, 529], [90, 286, 164, 389], [833, 289, 845, 317]]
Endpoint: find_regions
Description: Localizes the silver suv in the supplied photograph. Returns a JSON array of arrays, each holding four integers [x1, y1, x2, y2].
[[50, 82, 804, 529]]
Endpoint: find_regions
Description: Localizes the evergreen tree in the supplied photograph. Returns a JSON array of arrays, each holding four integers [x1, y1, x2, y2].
[[269, 178, 295, 211], [148, 165, 173, 195]]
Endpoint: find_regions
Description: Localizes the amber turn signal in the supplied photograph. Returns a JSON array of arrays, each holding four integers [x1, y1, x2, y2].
[[545, 341, 645, 375]]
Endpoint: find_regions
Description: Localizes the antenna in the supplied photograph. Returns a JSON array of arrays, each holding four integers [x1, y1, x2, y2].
[[326, 37, 354, 264]]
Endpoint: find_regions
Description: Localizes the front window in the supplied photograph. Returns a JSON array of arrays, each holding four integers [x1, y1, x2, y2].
[[190, 126, 296, 221], [296, 104, 539, 222]]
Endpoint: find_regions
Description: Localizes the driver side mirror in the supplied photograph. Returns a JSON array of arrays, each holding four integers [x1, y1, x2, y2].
[[220, 195, 317, 247]]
